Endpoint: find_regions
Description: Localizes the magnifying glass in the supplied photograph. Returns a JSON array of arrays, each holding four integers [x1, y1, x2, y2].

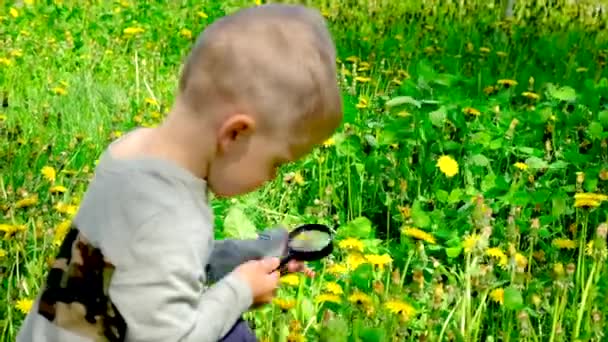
[[276, 223, 334, 272]]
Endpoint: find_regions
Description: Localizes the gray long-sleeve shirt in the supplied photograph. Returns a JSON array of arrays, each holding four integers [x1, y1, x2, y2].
[[16, 146, 288, 342]]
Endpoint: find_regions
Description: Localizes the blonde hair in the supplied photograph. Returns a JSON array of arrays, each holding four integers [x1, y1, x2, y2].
[[177, 4, 342, 132]]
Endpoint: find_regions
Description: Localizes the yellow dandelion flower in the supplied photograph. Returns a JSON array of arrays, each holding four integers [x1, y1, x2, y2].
[[585, 240, 594, 256], [497, 79, 518, 87], [514, 253, 528, 269], [346, 253, 368, 270], [483, 85, 497, 95], [144, 97, 158, 106], [463, 107, 481, 116], [273, 298, 296, 311], [180, 28, 192, 39], [54, 202, 78, 216], [355, 76, 371, 83], [485, 247, 508, 268], [287, 332, 304, 342], [10, 49, 23, 57], [322, 137, 335, 147], [315, 293, 341, 304], [0, 57, 12, 66], [401, 226, 436, 244], [490, 288, 504, 305], [345, 56, 359, 63], [0, 223, 26, 239], [522, 91, 540, 100], [574, 198, 602, 208], [0, 248, 6, 258], [323, 282, 343, 295], [513, 162, 528, 171], [54, 220, 71, 246], [16, 196, 38, 209], [10, 8, 19, 18], [338, 238, 364, 252], [15, 298, 33, 314], [280, 274, 300, 287], [348, 291, 372, 306], [479, 47, 491, 53], [356, 97, 368, 109], [552, 238, 577, 249], [463, 234, 480, 253], [326, 263, 347, 275], [52, 86, 67, 95], [123, 27, 144, 35], [197, 11, 208, 18], [293, 172, 305, 186], [385, 300, 416, 320], [49, 185, 68, 194], [437, 155, 459, 177], [553, 262, 565, 276], [41, 166, 56, 182], [365, 254, 393, 269]]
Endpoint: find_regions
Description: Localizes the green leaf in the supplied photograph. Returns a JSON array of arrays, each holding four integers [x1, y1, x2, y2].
[[319, 316, 349, 342], [589, 121, 603, 140], [504, 286, 524, 310], [223, 205, 258, 239], [448, 188, 464, 204], [525, 156, 549, 170], [546, 84, 577, 102], [341, 216, 373, 239], [385, 96, 422, 108], [351, 263, 373, 291], [429, 106, 447, 126], [446, 246, 462, 258], [436, 189, 449, 203], [411, 200, 431, 228], [598, 110, 608, 127], [470, 154, 490, 167], [358, 327, 386, 342]]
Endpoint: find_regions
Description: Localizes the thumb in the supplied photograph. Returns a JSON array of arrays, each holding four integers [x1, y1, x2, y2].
[[260, 257, 280, 272]]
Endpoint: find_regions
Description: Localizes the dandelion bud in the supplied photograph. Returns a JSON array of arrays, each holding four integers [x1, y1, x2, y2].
[[597, 223, 608, 239], [531, 294, 541, 307], [531, 218, 540, 230], [592, 310, 601, 323], [553, 263, 565, 277], [566, 263, 576, 276], [576, 172, 585, 184]]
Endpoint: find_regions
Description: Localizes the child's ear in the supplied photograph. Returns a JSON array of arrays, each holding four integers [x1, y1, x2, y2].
[[217, 114, 256, 153]]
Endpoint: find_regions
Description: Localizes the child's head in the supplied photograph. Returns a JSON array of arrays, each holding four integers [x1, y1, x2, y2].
[[169, 4, 342, 196]]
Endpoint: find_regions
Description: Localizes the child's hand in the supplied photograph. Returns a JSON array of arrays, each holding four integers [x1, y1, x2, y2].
[[234, 257, 281, 305], [285, 259, 315, 278]]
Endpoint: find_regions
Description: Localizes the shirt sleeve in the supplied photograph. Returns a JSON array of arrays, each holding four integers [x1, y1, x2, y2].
[[107, 208, 253, 342], [206, 227, 289, 283]]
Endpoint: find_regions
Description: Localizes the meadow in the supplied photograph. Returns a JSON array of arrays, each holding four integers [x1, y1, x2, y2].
[[1, 0, 608, 341]]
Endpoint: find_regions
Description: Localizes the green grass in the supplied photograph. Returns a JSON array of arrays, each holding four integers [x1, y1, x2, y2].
[[2, 0, 608, 341]]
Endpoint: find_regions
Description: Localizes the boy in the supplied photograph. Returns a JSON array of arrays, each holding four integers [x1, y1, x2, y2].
[[17, 3, 342, 342]]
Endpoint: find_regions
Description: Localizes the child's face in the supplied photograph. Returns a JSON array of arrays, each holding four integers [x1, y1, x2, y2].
[[206, 114, 334, 197]]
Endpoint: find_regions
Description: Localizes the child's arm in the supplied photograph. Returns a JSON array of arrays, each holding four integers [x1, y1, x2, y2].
[[109, 208, 255, 342], [206, 227, 288, 283]]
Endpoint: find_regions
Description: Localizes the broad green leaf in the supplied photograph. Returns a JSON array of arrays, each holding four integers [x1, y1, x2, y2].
[[351, 263, 373, 291], [429, 106, 447, 126], [470, 154, 490, 167], [546, 84, 577, 102], [385, 96, 422, 108], [342, 216, 373, 239], [481, 174, 496, 192], [436, 189, 449, 203], [449, 188, 464, 204], [299, 296, 315, 323], [446, 246, 462, 258], [548, 160, 568, 170], [319, 316, 349, 342], [599, 110, 608, 127], [223, 205, 258, 239], [358, 327, 386, 342], [589, 121, 603, 140], [411, 200, 431, 228], [504, 286, 524, 310], [525, 156, 549, 170]]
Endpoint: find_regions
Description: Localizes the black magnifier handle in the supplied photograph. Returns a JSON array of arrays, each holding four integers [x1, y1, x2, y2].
[[275, 254, 293, 273]]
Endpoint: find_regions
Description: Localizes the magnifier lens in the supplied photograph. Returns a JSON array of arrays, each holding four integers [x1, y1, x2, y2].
[[290, 230, 331, 251]]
